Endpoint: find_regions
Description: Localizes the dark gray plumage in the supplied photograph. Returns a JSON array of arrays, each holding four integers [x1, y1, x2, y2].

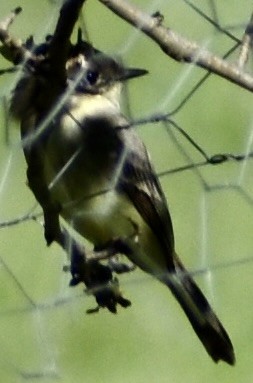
[[13, 50, 235, 365]]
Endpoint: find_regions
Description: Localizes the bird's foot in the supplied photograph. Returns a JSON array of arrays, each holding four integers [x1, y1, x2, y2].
[[85, 276, 131, 314], [94, 238, 135, 274], [64, 239, 132, 313], [108, 256, 136, 274]]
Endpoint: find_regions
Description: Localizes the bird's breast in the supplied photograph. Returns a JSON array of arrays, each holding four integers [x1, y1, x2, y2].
[[43, 103, 130, 245]]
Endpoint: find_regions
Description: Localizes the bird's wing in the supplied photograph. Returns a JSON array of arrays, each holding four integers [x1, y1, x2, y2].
[[117, 126, 176, 269]]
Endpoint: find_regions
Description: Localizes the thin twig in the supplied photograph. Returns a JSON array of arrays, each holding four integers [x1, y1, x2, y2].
[[0, 7, 30, 63], [237, 12, 253, 69]]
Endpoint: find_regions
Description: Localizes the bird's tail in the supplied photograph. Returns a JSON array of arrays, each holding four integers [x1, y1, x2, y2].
[[163, 255, 235, 365]]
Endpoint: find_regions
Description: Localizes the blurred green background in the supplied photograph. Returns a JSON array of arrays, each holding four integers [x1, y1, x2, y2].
[[1, 0, 253, 382]]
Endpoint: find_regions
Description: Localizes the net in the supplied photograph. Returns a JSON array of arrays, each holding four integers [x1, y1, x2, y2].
[[0, 1, 252, 382]]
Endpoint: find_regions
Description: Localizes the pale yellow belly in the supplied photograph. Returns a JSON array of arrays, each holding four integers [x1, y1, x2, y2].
[[62, 189, 139, 245], [60, 188, 168, 275]]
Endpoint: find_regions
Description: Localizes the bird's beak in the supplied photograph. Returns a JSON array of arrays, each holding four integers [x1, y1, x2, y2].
[[120, 67, 148, 81]]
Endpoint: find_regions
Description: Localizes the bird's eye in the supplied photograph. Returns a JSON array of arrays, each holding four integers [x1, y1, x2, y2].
[[86, 70, 98, 85]]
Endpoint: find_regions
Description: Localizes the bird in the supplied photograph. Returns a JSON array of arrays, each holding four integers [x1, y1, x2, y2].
[[11, 45, 235, 365]]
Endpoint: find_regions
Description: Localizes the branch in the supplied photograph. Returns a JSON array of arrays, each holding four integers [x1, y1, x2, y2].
[[98, 0, 253, 93], [48, 0, 86, 81], [0, 7, 30, 63], [237, 12, 253, 69]]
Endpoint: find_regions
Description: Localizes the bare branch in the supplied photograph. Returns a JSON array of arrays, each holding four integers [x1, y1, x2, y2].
[[0, 7, 30, 63], [98, 0, 253, 92], [48, 0, 86, 82]]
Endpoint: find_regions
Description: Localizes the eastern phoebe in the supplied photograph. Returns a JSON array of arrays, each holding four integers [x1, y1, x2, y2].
[[11, 45, 235, 365]]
